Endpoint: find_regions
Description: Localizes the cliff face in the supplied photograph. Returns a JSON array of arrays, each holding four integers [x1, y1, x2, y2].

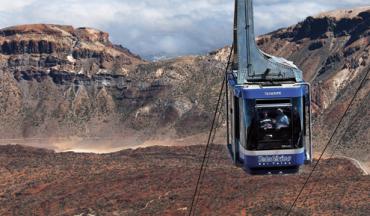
[[0, 24, 147, 143], [0, 8, 369, 159], [0, 24, 225, 146], [0, 24, 142, 75]]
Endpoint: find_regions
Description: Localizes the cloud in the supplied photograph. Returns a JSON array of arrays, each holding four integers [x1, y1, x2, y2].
[[0, 0, 35, 12], [0, 0, 368, 58]]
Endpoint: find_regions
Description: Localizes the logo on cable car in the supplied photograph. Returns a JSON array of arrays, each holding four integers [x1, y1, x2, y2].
[[258, 155, 292, 163], [264, 91, 282, 96]]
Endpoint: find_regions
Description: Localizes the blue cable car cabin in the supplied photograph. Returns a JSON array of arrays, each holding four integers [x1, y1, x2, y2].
[[227, 0, 312, 172], [227, 81, 312, 171]]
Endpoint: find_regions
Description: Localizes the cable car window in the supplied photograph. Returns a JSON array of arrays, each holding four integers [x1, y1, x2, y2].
[[246, 99, 303, 151], [247, 103, 293, 150]]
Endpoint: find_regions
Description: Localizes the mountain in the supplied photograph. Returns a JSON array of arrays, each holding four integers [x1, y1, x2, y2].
[[256, 7, 370, 167], [0, 6, 369, 216], [0, 24, 226, 150], [0, 24, 145, 143], [0, 7, 370, 155], [0, 9, 369, 157]]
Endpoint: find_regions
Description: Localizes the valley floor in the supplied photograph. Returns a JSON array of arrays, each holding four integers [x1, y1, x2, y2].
[[0, 144, 369, 215]]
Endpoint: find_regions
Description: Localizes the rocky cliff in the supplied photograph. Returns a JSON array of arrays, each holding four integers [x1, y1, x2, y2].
[[0, 24, 226, 148]]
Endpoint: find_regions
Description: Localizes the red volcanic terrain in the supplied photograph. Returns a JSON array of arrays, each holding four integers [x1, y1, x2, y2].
[[0, 145, 368, 215]]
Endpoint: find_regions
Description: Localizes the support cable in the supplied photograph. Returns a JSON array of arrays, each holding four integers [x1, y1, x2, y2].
[[188, 47, 233, 216], [301, 69, 369, 207], [286, 69, 369, 216], [191, 91, 226, 216]]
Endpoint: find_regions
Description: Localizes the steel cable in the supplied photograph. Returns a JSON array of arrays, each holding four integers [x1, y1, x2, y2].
[[285, 69, 369, 216], [188, 47, 233, 216]]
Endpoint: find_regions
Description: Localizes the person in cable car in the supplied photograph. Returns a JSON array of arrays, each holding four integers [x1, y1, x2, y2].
[[275, 108, 289, 129], [260, 111, 273, 130]]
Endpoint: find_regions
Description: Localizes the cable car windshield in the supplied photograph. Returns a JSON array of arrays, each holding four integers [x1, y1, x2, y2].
[[247, 101, 302, 151]]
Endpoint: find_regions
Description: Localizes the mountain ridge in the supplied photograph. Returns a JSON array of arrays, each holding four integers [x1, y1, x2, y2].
[[0, 7, 369, 162]]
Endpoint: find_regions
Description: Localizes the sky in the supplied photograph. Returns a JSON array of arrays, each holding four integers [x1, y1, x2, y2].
[[0, 0, 369, 59]]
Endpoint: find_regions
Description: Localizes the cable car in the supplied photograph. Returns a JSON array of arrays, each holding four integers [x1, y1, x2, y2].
[[227, 0, 313, 173]]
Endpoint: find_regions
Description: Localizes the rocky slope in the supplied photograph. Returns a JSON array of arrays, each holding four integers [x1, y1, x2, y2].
[[0, 144, 368, 215], [0, 24, 226, 148], [0, 24, 145, 141], [0, 8, 369, 161], [256, 7, 370, 166]]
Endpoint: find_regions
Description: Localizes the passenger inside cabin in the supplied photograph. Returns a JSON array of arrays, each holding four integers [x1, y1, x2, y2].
[[275, 108, 289, 129], [260, 111, 273, 130]]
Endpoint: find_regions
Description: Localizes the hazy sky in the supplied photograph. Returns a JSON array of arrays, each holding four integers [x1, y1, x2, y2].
[[0, 0, 369, 58]]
